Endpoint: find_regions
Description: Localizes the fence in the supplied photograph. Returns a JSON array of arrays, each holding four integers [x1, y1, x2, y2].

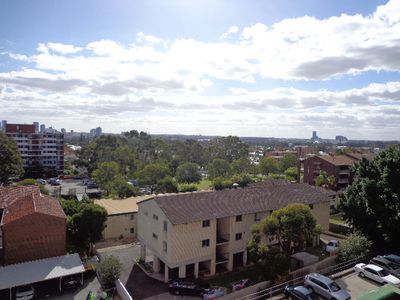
[[115, 279, 132, 300], [329, 223, 352, 235], [234, 255, 368, 300]]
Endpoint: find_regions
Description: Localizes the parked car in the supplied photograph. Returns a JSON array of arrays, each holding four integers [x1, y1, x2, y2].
[[284, 285, 319, 300], [48, 178, 61, 185], [325, 240, 339, 254], [15, 284, 35, 300], [82, 256, 100, 272], [232, 279, 254, 291], [202, 287, 225, 299], [86, 181, 98, 189], [62, 275, 81, 290], [168, 279, 210, 296], [383, 254, 400, 266], [370, 256, 400, 277], [354, 263, 400, 286], [37, 178, 46, 185], [304, 273, 350, 300]]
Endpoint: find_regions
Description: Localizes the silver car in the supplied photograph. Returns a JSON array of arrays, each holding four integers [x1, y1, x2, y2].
[[304, 273, 350, 300]]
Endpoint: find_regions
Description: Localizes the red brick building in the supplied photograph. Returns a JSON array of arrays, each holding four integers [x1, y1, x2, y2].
[[0, 186, 66, 265], [301, 153, 375, 191]]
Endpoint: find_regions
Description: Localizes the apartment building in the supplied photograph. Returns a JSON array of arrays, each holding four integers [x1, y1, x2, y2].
[[95, 195, 152, 240], [302, 153, 375, 191], [0, 185, 66, 265], [137, 180, 332, 282], [1, 120, 64, 177]]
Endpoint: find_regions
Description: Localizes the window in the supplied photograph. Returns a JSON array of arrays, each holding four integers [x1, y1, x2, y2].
[[235, 233, 242, 240], [309, 204, 314, 209], [152, 233, 158, 240], [130, 228, 134, 234], [236, 215, 242, 222], [202, 239, 210, 247], [163, 220, 168, 232], [202, 220, 210, 227], [130, 214, 135, 220], [254, 212, 261, 221], [153, 214, 158, 221], [163, 241, 168, 252]]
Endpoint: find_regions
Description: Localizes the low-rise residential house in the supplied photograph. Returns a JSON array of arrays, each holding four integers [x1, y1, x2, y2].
[[137, 180, 333, 282], [95, 196, 153, 241], [0, 185, 66, 265], [301, 153, 375, 191]]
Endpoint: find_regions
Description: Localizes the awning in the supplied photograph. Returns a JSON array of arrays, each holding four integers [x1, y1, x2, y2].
[[0, 253, 85, 289]]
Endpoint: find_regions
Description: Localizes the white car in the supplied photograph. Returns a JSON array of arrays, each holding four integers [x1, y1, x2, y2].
[[354, 263, 400, 286], [15, 284, 34, 300], [325, 240, 339, 253]]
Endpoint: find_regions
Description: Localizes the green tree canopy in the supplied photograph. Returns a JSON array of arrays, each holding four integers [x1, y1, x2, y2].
[[208, 158, 231, 179], [175, 162, 201, 183], [231, 158, 253, 175], [256, 203, 319, 254], [205, 136, 249, 163], [284, 167, 298, 180], [155, 176, 178, 194], [259, 157, 279, 175], [97, 255, 122, 289], [340, 147, 400, 251], [279, 153, 297, 172], [338, 233, 371, 262], [16, 178, 49, 195], [92, 161, 121, 194], [136, 163, 170, 186], [0, 132, 24, 185]]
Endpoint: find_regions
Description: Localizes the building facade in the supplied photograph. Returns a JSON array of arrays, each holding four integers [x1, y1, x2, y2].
[[0, 186, 67, 265], [1, 120, 64, 177], [137, 180, 332, 282]]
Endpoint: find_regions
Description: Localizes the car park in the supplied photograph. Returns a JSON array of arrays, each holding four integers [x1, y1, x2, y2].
[[284, 285, 319, 300], [304, 273, 350, 300], [354, 263, 400, 286], [15, 284, 35, 300], [370, 256, 400, 277], [168, 279, 210, 296], [325, 240, 339, 254], [48, 178, 61, 185]]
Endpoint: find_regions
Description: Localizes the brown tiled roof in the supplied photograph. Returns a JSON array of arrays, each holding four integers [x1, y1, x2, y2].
[[153, 180, 332, 225], [0, 186, 66, 225], [345, 152, 375, 161], [318, 155, 357, 166]]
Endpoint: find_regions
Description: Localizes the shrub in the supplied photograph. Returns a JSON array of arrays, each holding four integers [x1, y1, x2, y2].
[[338, 233, 371, 262], [97, 255, 122, 289], [179, 183, 198, 192]]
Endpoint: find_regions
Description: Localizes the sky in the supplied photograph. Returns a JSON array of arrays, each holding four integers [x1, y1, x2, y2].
[[1, 0, 400, 140]]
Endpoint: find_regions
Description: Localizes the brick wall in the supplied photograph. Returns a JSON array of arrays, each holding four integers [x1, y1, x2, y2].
[[303, 156, 337, 186], [2, 213, 66, 265]]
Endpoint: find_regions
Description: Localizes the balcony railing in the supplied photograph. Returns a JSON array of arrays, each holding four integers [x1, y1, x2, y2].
[[216, 252, 229, 264], [216, 234, 230, 245]]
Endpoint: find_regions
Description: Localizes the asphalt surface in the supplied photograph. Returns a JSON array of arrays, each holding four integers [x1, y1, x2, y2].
[[335, 271, 381, 299]]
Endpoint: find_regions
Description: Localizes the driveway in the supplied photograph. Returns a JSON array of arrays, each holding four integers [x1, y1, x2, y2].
[[335, 271, 381, 299]]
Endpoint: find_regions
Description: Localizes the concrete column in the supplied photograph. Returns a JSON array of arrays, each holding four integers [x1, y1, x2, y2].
[[194, 262, 199, 278], [153, 256, 160, 273], [164, 266, 169, 282], [243, 250, 248, 266], [178, 265, 186, 278], [227, 253, 234, 271], [210, 259, 216, 276], [140, 244, 146, 260]]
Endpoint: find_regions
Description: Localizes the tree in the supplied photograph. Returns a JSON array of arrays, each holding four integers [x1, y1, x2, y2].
[[175, 162, 201, 183], [155, 176, 178, 194], [16, 178, 49, 195], [208, 158, 231, 179], [258, 203, 319, 254], [0, 132, 24, 185], [92, 161, 122, 194], [340, 148, 400, 251], [231, 158, 253, 175], [136, 163, 170, 186], [205, 136, 249, 163], [259, 157, 279, 175], [279, 153, 297, 172], [97, 255, 122, 289], [212, 177, 232, 190], [284, 167, 298, 181], [338, 233, 371, 262]]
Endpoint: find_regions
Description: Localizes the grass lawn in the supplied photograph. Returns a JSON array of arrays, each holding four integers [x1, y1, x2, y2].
[[196, 179, 212, 190], [330, 213, 346, 225], [207, 265, 265, 289]]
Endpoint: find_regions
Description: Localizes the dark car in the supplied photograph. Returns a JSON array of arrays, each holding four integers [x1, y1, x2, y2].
[[383, 254, 400, 266], [62, 275, 81, 290], [86, 181, 98, 189], [232, 279, 254, 291], [168, 279, 210, 296], [284, 285, 319, 300], [370, 256, 400, 277]]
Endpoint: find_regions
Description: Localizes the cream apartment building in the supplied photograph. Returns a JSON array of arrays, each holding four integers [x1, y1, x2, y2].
[[137, 180, 333, 282], [95, 195, 153, 240]]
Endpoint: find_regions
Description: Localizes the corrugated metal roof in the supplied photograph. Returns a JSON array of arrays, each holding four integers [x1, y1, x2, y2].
[[0, 253, 84, 289], [95, 195, 154, 215]]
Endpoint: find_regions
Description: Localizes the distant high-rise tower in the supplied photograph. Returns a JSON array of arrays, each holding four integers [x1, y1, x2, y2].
[[312, 131, 317, 140]]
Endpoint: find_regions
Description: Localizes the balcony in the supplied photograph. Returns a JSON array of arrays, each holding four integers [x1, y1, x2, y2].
[[338, 178, 349, 184], [216, 234, 230, 245], [216, 252, 229, 264], [338, 169, 350, 175]]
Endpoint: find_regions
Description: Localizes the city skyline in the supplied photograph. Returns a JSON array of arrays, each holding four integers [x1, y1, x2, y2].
[[1, 0, 400, 140]]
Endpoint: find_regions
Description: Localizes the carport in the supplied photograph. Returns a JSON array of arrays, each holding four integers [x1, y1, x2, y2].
[[0, 253, 85, 300]]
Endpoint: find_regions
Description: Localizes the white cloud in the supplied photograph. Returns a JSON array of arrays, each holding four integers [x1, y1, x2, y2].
[[221, 26, 239, 38], [137, 32, 162, 43], [47, 42, 82, 54]]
